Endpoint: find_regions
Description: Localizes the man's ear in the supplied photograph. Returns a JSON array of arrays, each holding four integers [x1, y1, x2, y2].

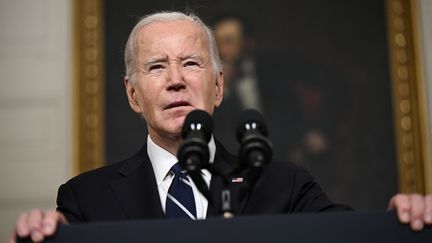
[[124, 77, 142, 113], [214, 71, 224, 107]]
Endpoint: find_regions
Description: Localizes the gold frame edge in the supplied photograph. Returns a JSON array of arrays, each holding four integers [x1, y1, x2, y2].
[[387, 0, 429, 193], [72, 0, 105, 175]]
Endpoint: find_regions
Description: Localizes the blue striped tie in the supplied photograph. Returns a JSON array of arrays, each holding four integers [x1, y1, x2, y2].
[[165, 163, 197, 219]]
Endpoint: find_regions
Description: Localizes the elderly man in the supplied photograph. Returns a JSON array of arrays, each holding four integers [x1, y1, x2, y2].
[[11, 11, 432, 243]]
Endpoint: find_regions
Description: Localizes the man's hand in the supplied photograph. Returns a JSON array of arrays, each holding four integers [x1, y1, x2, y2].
[[388, 193, 432, 231], [9, 209, 68, 243]]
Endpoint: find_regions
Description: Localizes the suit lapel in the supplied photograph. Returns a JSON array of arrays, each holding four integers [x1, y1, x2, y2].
[[110, 144, 164, 219], [207, 171, 223, 217]]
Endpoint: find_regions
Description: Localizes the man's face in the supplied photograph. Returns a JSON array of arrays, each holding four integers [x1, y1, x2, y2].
[[125, 20, 224, 139], [214, 18, 243, 63]]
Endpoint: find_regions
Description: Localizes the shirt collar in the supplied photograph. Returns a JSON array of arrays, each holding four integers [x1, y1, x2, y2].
[[147, 135, 216, 186]]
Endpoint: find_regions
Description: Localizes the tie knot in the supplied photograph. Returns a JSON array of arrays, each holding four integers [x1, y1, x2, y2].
[[170, 163, 185, 176]]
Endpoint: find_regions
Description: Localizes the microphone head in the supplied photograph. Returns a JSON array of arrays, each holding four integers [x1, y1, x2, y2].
[[236, 109, 268, 142], [181, 109, 213, 142]]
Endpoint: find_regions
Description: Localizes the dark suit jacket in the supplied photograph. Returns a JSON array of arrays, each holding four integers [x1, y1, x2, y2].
[[57, 142, 351, 222]]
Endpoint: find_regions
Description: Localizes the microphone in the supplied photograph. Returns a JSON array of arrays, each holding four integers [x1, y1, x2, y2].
[[177, 109, 213, 202], [236, 109, 272, 184]]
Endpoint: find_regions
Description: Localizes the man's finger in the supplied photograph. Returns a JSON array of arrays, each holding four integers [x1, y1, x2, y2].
[[409, 194, 425, 231], [42, 210, 68, 235], [9, 230, 17, 243], [27, 209, 45, 242], [424, 194, 432, 224], [389, 194, 411, 223], [15, 212, 30, 237], [42, 211, 58, 235]]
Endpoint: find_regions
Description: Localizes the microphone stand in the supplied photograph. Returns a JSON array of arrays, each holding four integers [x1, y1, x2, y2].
[[221, 177, 234, 218], [180, 146, 236, 219], [207, 165, 235, 219]]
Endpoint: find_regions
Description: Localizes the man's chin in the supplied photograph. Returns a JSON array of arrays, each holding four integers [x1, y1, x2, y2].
[[164, 113, 188, 135], [158, 107, 196, 134]]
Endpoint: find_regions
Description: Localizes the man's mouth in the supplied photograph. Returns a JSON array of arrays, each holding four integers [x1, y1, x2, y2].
[[164, 101, 191, 110]]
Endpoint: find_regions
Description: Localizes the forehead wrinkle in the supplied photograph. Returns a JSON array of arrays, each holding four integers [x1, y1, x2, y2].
[[143, 55, 168, 64], [136, 20, 211, 64], [143, 37, 208, 64]]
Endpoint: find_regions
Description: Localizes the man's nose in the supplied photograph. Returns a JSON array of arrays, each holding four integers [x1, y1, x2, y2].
[[166, 63, 185, 91]]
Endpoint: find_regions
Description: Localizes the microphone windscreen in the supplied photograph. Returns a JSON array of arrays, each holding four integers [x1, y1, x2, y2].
[[182, 109, 213, 142], [236, 109, 268, 142]]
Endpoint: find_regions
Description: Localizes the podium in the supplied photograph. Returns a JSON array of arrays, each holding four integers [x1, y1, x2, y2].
[[18, 211, 432, 242]]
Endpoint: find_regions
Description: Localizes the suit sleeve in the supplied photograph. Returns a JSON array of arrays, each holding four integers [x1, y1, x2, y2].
[[56, 183, 85, 223], [291, 166, 353, 213]]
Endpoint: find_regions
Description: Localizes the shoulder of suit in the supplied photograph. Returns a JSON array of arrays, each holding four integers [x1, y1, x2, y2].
[[264, 158, 308, 177], [64, 144, 149, 187]]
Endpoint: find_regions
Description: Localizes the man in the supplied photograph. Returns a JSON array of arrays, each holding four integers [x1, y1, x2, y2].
[[11, 11, 432, 243], [212, 14, 264, 154]]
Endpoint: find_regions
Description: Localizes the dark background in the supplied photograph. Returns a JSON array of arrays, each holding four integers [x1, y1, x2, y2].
[[104, 0, 397, 210]]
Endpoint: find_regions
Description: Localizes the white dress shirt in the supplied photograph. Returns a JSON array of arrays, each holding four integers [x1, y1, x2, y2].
[[147, 135, 215, 220]]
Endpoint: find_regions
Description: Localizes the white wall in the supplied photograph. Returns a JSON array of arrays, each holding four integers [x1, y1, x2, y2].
[[0, 0, 71, 240]]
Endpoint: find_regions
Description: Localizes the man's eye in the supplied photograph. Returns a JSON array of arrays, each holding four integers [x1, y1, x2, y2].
[[183, 61, 199, 67], [149, 64, 164, 71]]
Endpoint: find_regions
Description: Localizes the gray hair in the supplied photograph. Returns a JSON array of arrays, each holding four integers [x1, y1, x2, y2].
[[124, 11, 222, 83]]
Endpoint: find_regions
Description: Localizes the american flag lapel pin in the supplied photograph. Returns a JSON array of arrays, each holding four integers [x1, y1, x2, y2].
[[231, 177, 244, 183]]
